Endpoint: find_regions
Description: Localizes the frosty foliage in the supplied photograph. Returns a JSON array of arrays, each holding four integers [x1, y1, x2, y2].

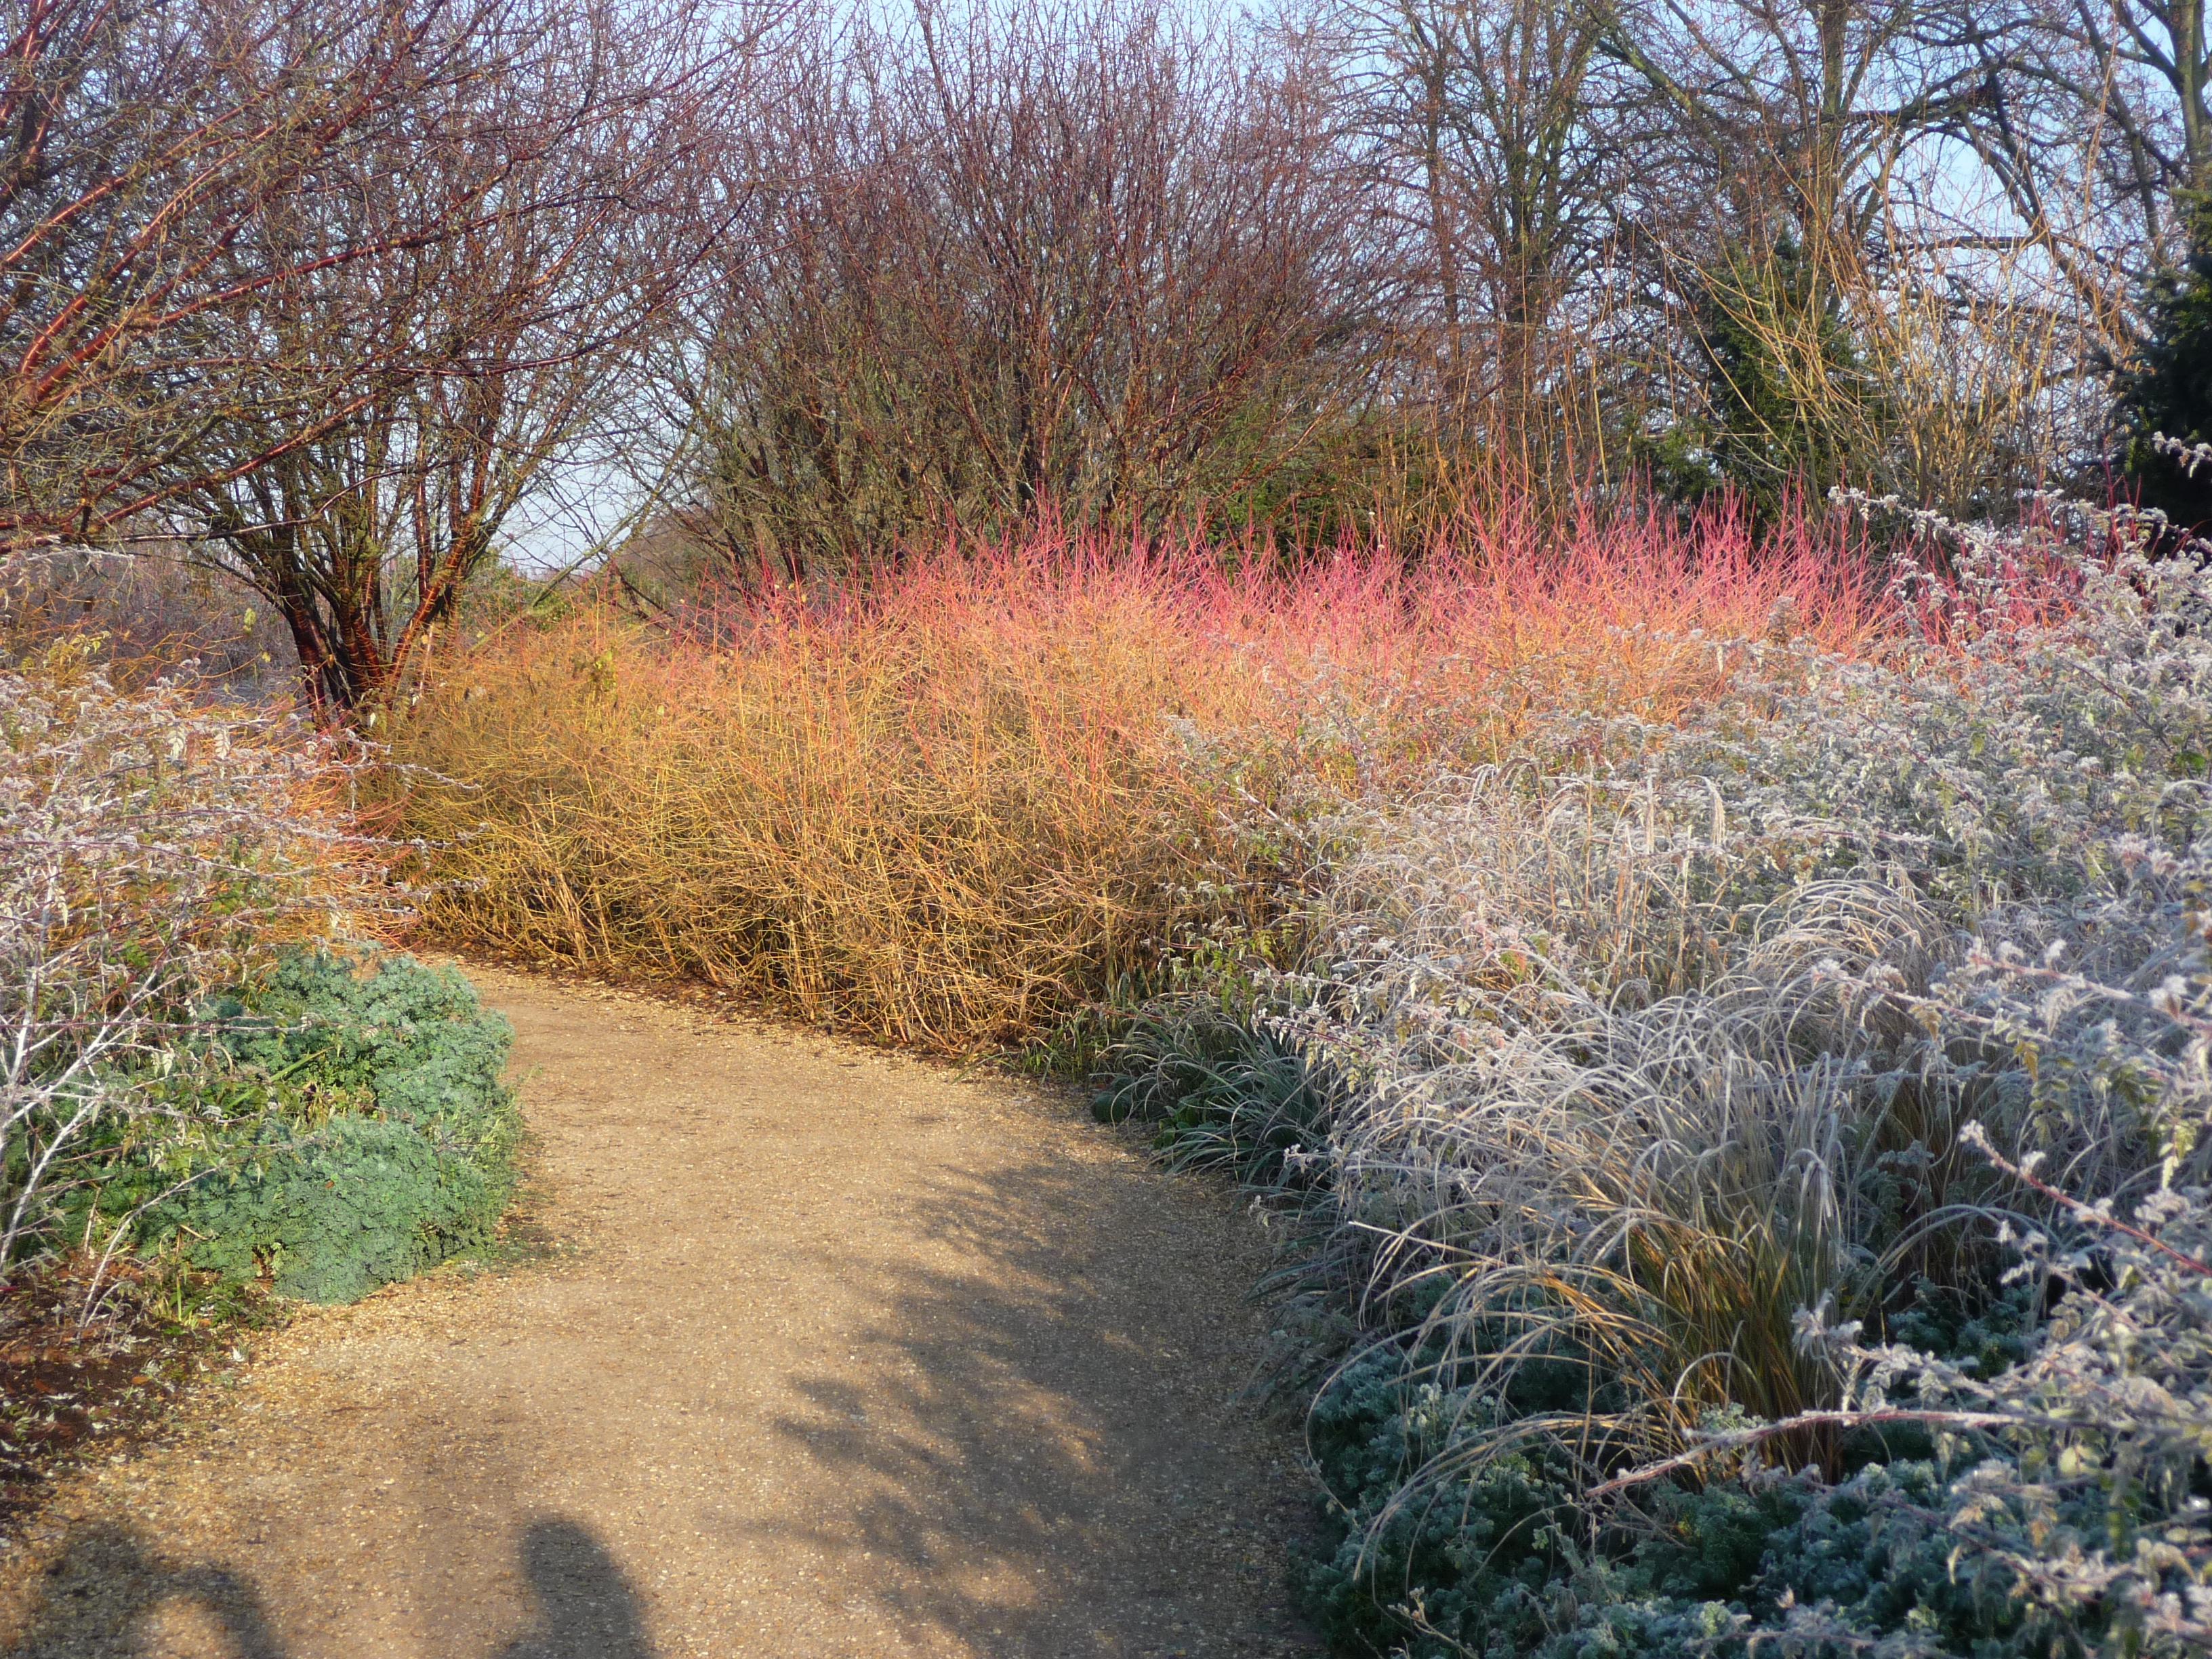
[[1124, 523, 2212, 1654], [1744, 1162, 2212, 1658], [0, 651, 368, 1273]]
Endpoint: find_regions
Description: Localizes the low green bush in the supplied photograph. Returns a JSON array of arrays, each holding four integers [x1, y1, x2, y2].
[[83, 952, 520, 1303], [1092, 996, 1336, 1193]]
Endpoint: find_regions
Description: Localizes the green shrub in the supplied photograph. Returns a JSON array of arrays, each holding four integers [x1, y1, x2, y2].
[[104, 953, 520, 1303], [1298, 1345, 1591, 1657], [1092, 996, 1336, 1193]]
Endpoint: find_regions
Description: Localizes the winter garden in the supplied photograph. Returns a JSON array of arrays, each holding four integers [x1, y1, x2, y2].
[[7, 0, 2212, 1651]]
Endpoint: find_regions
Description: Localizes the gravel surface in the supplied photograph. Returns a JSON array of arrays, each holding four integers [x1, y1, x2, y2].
[[0, 966, 1321, 1658]]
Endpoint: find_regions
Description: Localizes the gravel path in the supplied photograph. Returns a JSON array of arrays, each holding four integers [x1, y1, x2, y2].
[[0, 966, 1319, 1658]]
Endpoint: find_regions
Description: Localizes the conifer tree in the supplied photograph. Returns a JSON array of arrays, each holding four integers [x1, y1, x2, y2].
[[1647, 235, 1883, 527], [2116, 201, 2212, 532]]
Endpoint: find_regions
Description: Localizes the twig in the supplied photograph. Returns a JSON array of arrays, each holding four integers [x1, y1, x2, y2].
[[1962, 1122, 2212, 1280], [1588, 1406, 2057, 1497]]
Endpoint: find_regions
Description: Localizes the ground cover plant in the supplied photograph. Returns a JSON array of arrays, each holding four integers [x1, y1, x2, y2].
[[391, 506, 1877, 1054], [1095, 513, 2212, 1656], [2, 644, 352, 1271], [2, 646, 520, 1309], [111, 951, 520, 1305]]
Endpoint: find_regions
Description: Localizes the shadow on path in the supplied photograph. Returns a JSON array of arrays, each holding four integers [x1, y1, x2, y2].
[[4, 1517, 648, 1659], [739, 1148, 1311, 1655], [0, 983, 1315, 1658]]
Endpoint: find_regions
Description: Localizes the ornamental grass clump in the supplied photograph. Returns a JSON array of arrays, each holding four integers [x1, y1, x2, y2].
[[1101, 512, 2212, 1655]]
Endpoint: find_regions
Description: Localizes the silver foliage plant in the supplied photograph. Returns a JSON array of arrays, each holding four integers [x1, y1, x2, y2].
[[1256, 509, 2212, 1629], [1779, 1137, 2212, 1656], [0, 655, 366, 1275]]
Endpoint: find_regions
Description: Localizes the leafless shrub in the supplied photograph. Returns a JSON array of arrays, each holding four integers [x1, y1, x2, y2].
[[174, 0, 756, 715], [0, 0, 758, 715], [0, 546, 295, 695], [666, 0, 1391, 579]]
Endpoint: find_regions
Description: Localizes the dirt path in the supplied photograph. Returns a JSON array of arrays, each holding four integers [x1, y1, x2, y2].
[[0, 966, 1320, 1658]]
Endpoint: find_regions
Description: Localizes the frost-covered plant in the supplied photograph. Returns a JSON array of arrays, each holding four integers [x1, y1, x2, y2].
[[0, 651, 365, 1272], [1276, 521, 2212, 1420], [1250, 745, 1975, 1490], [1103, 504, 2212, 1652], [1660, 537, 2211, 918], [1795, 1160, 2212, 1658], [1559, 1136, 2212, 1659], [1303, 1160, 2211, 1659], [1092, 994, 1338, 1193]]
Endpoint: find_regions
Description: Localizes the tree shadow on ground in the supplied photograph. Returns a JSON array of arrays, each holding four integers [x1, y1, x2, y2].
[[733, 1145, 1316, 1658], [4, 1516, 647, 1659], [0, 1109, 1314, 1658]]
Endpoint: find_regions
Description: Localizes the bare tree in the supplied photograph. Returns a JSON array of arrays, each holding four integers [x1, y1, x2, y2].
[[170, 0, 747, 714], [0, 0, 516, 554], [1328, 0, 1635, 496], [671, 0, 1389, 580], [1577, 0, 2114, 508], [1929, 0, 2212, 376]]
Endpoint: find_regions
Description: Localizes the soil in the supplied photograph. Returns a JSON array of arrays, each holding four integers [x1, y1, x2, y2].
[[0, 965, 1322, 1658], [0, 1269, 274, 1537]]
